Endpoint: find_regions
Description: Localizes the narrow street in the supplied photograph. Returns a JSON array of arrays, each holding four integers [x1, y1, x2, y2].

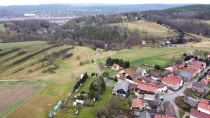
[[94, 48, 102, 75]]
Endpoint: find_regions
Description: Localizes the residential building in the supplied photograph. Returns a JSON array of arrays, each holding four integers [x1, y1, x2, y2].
[[155, 84, 168, 94], [149, 71, 162, 80], [162, 70, 172, 76], [111, 63, 120, 71], [179, 70, 191, 80], [136, 81, 157, 94], [136, 67, 147, 77], [133, 111, 151, 118], [162, 74, 183, 90], [197, 99, 210, 115], [131, 98, 143, 110], [192, 82, 205, 93], [183, 68, 197, 78], [190, 108, 210, 118], [154, 115, 175, 118], [163, 101, 175, 117], [112, 80, 129, 97]]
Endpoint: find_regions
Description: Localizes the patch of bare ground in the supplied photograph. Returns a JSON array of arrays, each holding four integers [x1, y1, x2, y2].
[[0, 85, 34, 114]]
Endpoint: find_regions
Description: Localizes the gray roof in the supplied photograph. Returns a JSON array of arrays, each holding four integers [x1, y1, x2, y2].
[[113, 80, 129, 93], [133, 73, 140, 79], [192, 82, 205, 89], [134, 111, 151, 118], [136, 67, 144, 74]]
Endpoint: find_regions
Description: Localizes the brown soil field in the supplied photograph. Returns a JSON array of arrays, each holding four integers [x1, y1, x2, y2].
[[0, 85, 34, 114]]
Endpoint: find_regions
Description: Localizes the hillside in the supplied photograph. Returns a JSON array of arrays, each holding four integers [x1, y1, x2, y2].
[[0, 41, 98, 118], [110, 20, 178, 38]]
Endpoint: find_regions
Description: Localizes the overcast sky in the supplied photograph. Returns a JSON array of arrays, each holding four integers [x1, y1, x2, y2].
[[0, 0, 210, 6]]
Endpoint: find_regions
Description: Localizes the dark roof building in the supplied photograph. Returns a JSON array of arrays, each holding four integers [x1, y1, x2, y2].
[[163, 101, 175, 117]]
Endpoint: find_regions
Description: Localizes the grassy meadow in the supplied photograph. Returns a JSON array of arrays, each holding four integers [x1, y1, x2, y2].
[[98, 47, 210, 68], [110, 20, 178, 38], [0, 24, 6, 32], [0, 41, 47, 49]]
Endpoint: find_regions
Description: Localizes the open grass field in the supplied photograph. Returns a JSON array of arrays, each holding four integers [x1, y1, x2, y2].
[[0, 81, 43, 118], [0, 41, 47, 49], [98, 47, 210, 67], [110, 20, 178, 38], [0, 24, 6, 32]]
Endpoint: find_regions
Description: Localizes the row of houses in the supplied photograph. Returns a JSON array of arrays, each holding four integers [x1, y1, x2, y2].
[[190, 99, 210, 118], [112, 58, 207, 96]]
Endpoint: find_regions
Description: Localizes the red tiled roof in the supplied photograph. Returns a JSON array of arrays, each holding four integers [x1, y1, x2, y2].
[[112, 63, 119, 69], [125, 69, 136, 75], [162, 74, 182, 86], [137, 81, 157, 93], [183, 68, 197, 75], [190, 108, 210, 118], [198, 99, 210, 112], [132, 98, 143, 109], [154, 115, 175, 118], [179, 64, 185, 69], [190, 63, 202, 71]]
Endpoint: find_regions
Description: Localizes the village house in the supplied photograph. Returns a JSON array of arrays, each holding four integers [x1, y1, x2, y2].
[[162, 70, 172, 76], [179, 70, 191, 83], [182, 68, 197, 78], [112, 80, 129, 97], [163, 101, 176, 117], [192, 82, 205, 93], [136, 67, 147, 77], [131, 98, 143, 110], [186, 59, 206, 73], [162, 74, 183, 90], [141, 76, 167, 94], [136, 81, 157, 95], [190, 108, 210, 118], [155, 84, 168, 94], [197, 99, 210, 115], [154, 114, 175, 118], [165, 65, 177, 73], [117, 69, 141, 81], [149, 71, 162, 80], [111, 63, 120, 71], [133, 111, 151, 118]]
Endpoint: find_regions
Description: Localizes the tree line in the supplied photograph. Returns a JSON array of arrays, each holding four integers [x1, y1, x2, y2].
[[106, 57, 130, 68]]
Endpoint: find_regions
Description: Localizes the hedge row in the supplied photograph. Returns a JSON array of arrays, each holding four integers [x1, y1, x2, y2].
[[8, 44, 63, 68], [73, 73, 88, 92], [62, 53, 73, 59], [0, 48, 19, 57], [2, 51, 26, 62], [40, 47, 71, 62]]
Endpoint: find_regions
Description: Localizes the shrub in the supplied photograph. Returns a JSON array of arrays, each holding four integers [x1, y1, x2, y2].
[[175, 97, 191, 112], [28, 69, 33, 73]]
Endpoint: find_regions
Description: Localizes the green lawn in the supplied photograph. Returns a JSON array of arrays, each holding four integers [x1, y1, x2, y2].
[[99, 47, 210, 68], [101, 67, 119, 76], [78, 87, 113, 118], [0, 24, 6, 32], [179, 109, 185, 118], [77, 77, 97, 94], [0, 41, 47, 49]]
